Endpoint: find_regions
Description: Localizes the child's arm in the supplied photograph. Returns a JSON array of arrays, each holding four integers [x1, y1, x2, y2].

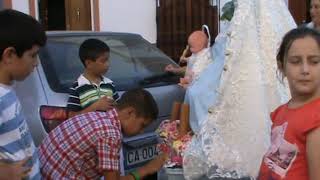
[[306, 127, 320, 180], [164, 64, 186, 76], [103, 170, 121, 180], [120, 153, 167, 180], [0, 158, 31, 180], [103, 153, 167, 180], [103, 150, 168, 180], [68, 96, 114, 118]]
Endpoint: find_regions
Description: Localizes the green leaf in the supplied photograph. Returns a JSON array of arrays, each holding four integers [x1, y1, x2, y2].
[[221, 0, 235, 21]]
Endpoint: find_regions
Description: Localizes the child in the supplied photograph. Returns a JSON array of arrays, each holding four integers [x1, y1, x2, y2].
[[67, 38, 119, 118], [258, 27, 320, 180], [39, 88, 167, 179], [0, 9, 46, 180]]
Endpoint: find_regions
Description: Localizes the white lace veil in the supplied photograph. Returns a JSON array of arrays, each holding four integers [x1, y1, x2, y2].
[[183, 0, 296, 179]]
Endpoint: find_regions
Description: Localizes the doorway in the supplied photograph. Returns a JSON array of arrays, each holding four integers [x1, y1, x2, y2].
[[288, 0, 309, 25], [39, 0, 65, 30], [39, 0, 91, 31]]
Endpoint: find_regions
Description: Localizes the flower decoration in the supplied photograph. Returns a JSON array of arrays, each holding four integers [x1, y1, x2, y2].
[[156, 120, 192, 167]]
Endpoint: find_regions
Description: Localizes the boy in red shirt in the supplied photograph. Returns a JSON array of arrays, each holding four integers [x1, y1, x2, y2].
[[39, 88, 166, 180]]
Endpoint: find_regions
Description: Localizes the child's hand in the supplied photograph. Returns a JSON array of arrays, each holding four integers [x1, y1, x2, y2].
[[92, 96, 114, 111], [143, 153, 168, 175], [165, 64, 182, 75], [0, 157, 32, 180], [164, 64, 175, 73]]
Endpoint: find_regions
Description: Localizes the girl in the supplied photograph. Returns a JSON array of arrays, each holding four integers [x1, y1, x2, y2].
[[258, 27, 320, 180]]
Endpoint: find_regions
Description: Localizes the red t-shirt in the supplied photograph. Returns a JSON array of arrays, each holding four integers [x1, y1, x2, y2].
[[258, 98, 320, 180]]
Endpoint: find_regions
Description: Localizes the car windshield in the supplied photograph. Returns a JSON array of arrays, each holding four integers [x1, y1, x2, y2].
[[39, 33, 179, 93]]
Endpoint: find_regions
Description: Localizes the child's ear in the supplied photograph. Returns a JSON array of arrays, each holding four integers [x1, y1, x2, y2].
[[1, 47, 16, 64], [84, 59, 91, 67], [127, 106, 136, 116]]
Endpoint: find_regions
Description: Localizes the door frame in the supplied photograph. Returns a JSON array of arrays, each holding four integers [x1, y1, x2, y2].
[[2, 0, 11, 8], [92, 0, 100, 31], [29, 0, 36, 17]]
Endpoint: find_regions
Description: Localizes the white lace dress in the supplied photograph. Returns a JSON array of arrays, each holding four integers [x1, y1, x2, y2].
[[183, 0, 296, 179]]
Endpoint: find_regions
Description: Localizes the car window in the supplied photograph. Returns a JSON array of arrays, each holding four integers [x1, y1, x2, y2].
[[39, 34, 180, 93]]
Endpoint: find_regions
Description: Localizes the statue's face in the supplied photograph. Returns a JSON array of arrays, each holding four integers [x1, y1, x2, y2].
[[188, 40, 204, 54], [188, 31, 208, 54]]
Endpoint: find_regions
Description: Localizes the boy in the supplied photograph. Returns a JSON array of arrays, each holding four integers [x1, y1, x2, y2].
[[0, 9, 46, 180], [67, 38, 119, 118], [39, 88, 166, 179]]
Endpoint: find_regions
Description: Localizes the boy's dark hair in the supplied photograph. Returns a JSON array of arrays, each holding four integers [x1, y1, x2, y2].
[[0, 9, 46, 60], [277, 27, 320, 72], [117, 88, 159, 121], [79, 38, 110, 67]]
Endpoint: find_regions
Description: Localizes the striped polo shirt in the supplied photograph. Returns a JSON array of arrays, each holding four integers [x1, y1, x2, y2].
[[67, 75, 119, 112], [0, 84, 41, 180]]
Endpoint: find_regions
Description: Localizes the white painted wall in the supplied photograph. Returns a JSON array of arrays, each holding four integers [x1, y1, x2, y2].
[[99, 0, 157, 43], [12, 0, 29, 14], [13, 0, 157, 43]]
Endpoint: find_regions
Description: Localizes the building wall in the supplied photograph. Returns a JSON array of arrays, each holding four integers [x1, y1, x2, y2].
[[12, 0, 29, 14], [99, 0, 157, 43], [7, 0, 227, 44], [7, 0, 157, 43], [9, 0, 291, 43]]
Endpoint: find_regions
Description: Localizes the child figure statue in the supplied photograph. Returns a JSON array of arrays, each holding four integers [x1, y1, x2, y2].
[[182, 0, 296, 179], [179, 29, 213, 88]]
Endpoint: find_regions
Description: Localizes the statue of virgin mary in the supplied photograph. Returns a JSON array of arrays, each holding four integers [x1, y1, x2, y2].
[[182, 0, 296, 179]]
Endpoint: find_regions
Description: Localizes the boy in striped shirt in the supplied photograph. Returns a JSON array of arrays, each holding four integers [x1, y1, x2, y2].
[[67, 38, 119, 118], [0, 9, 46, 180]]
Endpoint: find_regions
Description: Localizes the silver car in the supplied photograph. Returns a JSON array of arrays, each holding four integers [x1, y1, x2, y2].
[[14, 31, 185, 175]]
